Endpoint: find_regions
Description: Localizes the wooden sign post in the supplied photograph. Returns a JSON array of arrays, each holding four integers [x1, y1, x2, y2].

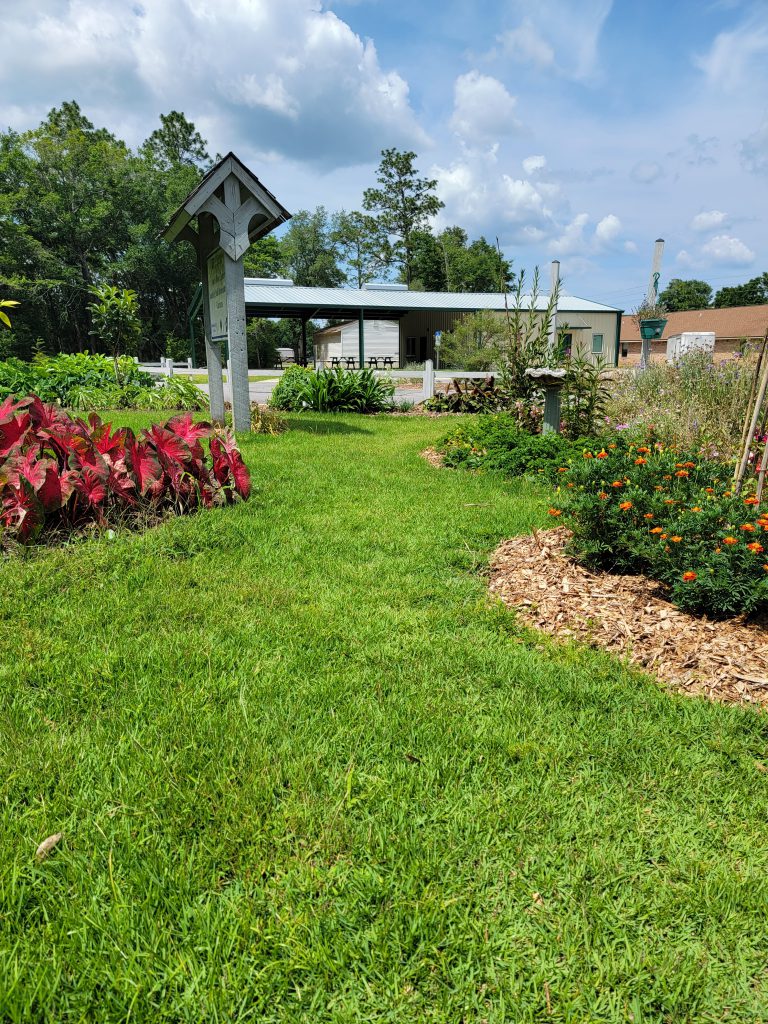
[[162, 153, 290, 431]]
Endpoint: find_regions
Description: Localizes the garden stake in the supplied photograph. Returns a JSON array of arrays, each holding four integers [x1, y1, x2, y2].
[[734, 333, 767, 482], [734, 340, 768, 495], [755, 429, 768, 506]]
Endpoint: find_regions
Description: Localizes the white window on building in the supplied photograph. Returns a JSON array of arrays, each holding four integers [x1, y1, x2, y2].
[[591, 333, 604, 354]]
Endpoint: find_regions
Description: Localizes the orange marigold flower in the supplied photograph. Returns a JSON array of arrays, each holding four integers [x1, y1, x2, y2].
[[670, 536, 682, 543], [607, 443, 617, 449], [655, 485, 665, 492], [682, 571, 697, 582], [740, 524, 756, 532], [691, 506, 702, 512], [636, 446, 650, 454], [634, 457, 647, 465], [567, 482, 575, 488], [596, 450, 608, 459], [675, 470, 689, 478], [583, 451, 593, 459], [745, 496, 759, 505], [650, 527, 663, 534], [644, 513, 654, 519], [723, 536, 738, 545], [558, 467, 569, 473], [705, 487, 714, 494], [747, 542, 764, 553], [664, 499, 676, 504], [660, 533, 668, 540], [548, 508, 562, 517], [715, 547, 722, 553], [764, 564, 768, 572], [663, 474, 672, 480], [619, 501, 632, 511], [683, 462, 696, 469], [598, 491, 609, 500], [723, 490, 732, 497], [611, 480, 623, 488]]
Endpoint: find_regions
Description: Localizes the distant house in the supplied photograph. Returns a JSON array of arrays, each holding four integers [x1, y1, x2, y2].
[[620, 304, 768, 364]]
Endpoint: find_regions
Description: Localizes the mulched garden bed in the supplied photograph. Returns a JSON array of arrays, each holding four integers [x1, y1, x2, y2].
[[489, 527, 768, 708]]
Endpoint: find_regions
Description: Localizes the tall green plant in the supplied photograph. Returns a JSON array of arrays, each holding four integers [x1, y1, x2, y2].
[[87, 285, 142, 383], [497, 268, 561, 402]]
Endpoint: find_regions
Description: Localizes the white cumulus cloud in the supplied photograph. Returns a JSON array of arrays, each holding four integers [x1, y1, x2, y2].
[[522, 155, 547, 176], [450, 72, 520, 145], [595, 214, 621, 247], [702, 234, 755, 266], [690, 210, 728, 232], [0, 0, 427, 168]]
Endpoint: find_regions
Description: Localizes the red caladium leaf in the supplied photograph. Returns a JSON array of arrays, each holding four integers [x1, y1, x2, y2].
[[1, 478, 44, 542], [37, 465, 77, 512], [1, 448, 51, 493], [0, 396, 32, 421], [106, 466, 137, 506], [27, 397, 69, 433], [143, 424, 191, 469], [72, 468, 108, 507], [124, 433, 161, 496], [210, 432, 251, 499], [0, 412, 31, 458], [165, 414, 211, 459]]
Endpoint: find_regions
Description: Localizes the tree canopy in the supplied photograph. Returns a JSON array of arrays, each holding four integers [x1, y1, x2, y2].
[[714, 273, 768, 308], [1, 109, 521, 362], [658, 278, 713, 312], [363, 149, 444, 286]]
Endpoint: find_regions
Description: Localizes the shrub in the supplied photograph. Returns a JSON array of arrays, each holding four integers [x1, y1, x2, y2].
[[424, 377, 512, 414], [269, 364, 314, 410], [436, 415, 588, 482], [0, 398, 249, 545], [0, 353, 207, 412], [251, 405, 288, 435], [560, 433, 768, 618], [271, 366, 394, 413]]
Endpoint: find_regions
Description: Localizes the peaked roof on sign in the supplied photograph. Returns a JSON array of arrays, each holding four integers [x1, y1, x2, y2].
[[621, 304, 768, 342], [161, 151, 291, 244], [243, 280, 622, 320]]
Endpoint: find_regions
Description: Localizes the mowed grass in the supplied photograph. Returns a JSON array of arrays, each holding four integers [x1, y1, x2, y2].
[[3, 413, 768, 1022]]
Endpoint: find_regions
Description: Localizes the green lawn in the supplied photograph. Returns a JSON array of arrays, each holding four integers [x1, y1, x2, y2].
[[3, 413, 768, 1022]]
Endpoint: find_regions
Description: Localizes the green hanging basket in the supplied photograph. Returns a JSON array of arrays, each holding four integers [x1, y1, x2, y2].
[[639, 318, 667, 340]]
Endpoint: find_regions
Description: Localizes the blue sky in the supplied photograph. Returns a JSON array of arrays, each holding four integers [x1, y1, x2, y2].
[[2, 0, 766, 310]]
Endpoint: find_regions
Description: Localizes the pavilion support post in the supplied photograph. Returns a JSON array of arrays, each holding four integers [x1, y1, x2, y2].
[[301, 317, 308, 366], [199, 214, 225, 425], [358, 309, 365, 369]]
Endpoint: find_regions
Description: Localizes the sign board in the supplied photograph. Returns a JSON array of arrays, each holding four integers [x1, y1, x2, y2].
[[434, 330, 442, 346], [207, 252, 228, 342]]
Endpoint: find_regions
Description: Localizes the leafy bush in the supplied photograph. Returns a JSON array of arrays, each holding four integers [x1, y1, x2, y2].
[[436, 415, 588, 481], [269, 364, 314, 410], [424, 376, 513, 414], [559, 433, 768, 618], [250, 405, 288, 435], [270, 366, 394, 413], [0, 397, 250, 545], [0, 353, 207, 412]]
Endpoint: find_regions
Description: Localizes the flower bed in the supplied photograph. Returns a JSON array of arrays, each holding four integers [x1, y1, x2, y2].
[[0, 397, 250, 545], [557, 434, 767, 619]]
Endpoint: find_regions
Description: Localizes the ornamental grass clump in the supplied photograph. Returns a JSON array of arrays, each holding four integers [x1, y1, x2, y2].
[[605, 351, 759, 457], [0, 397, 250, 545], [559, 432, 768, 618]]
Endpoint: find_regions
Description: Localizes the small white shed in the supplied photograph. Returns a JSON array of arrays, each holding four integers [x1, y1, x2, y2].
[[666, 332, 716, 362], [313, 319, 399, 367]]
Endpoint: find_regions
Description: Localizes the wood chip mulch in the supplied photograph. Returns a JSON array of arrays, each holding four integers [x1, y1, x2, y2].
[[420, 447, 445, 468], [489, 527, 768, 708]]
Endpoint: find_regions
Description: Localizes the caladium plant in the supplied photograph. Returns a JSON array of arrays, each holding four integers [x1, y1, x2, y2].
[[0, 398, 251, 544]]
